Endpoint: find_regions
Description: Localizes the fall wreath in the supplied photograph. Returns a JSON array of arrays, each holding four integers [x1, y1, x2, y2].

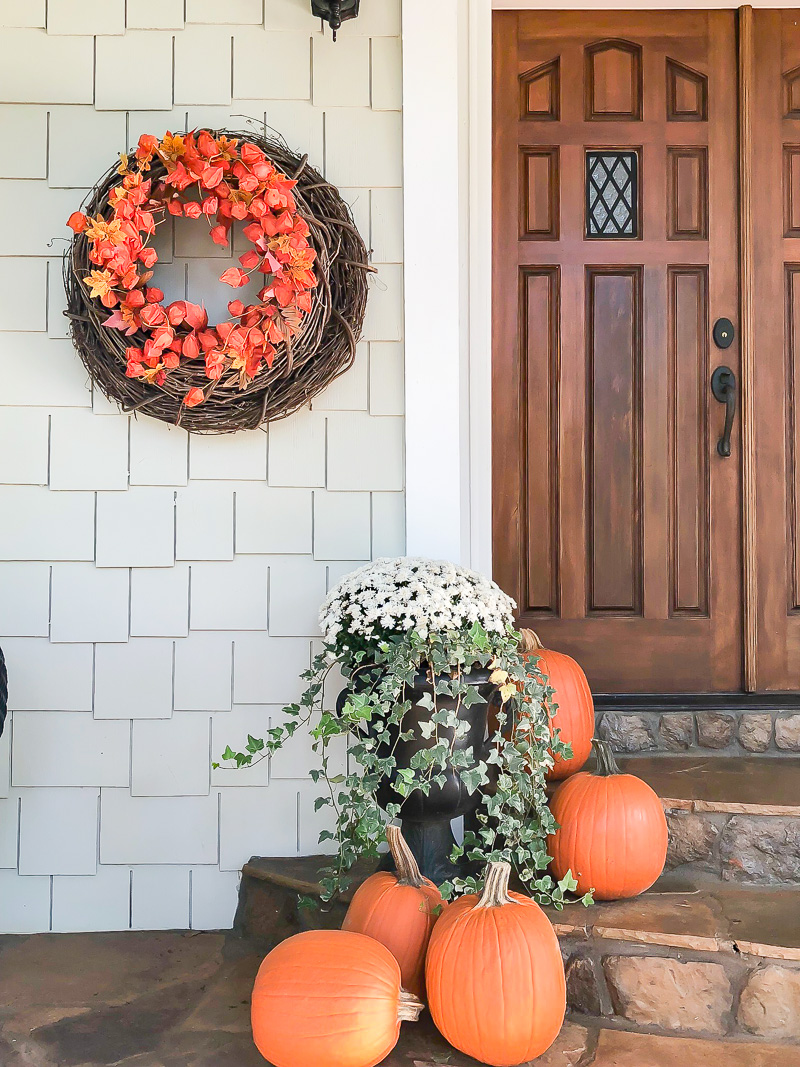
[[64, 128, 370, 432]]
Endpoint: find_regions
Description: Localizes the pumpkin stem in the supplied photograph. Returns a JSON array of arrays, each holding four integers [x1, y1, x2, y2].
[[397, 988, 425, 1022], [518, 628, 544, 653], [386, 824, 425, 888], [592, 737, 622, 777], [474, 861, 514, 908]]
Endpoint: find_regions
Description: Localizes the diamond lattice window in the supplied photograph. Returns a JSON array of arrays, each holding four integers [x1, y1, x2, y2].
[[586, 151, 639, 238]]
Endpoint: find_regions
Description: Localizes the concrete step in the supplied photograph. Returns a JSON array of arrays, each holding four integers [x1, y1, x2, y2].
[[616, 754, 800, 884], [237, 856, 800, 1046]]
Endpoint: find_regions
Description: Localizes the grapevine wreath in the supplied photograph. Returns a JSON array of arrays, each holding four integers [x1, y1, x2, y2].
[[64, 128, 370, 432]]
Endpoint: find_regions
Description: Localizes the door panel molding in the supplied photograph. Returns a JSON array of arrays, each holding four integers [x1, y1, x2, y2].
[[738, 4, 759, 691]]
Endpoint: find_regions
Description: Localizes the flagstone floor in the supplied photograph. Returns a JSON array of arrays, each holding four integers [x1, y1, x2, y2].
[[0, 930, 796, 1067]]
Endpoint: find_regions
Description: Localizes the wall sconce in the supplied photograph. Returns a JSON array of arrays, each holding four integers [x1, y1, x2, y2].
[[311, 0, 360, 41]]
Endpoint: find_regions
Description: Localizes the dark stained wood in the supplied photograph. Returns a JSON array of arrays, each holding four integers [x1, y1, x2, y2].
[[492, 11, 743, 693], [750, 10, 800, 688]]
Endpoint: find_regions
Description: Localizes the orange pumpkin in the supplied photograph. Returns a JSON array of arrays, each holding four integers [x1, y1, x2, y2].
[[342, 824, 445, 997], [251, 929, 423, 1067], [426, 862, 566, 1066], [548, 738, 668, 900], [519, 629, 594, 780]]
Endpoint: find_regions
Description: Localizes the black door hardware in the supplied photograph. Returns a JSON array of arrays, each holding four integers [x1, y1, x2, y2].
[[711, 365, 736, 457]]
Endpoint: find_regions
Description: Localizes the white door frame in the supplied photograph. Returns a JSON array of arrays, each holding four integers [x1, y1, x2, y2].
[[401, 0, 790, 576]]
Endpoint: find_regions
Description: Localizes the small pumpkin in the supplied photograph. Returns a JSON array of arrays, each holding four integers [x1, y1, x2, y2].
[[548, 738, 668, 900], [251, 929, 423, 1067], [342, 824, 444, 997], [426, 862, 566, 1067], [519, 628, 594, 780]]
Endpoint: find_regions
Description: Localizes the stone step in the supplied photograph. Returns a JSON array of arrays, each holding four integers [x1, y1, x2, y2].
[[615, 754, 800, 884], [596, 704, 800, 756], [236, 856, 800, 1045]]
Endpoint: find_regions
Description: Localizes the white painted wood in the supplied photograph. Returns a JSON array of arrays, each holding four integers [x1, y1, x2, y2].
[[190, 866, 240, 930], [125, 0, 185, 30], [0, 794, 18, 868], [49, 564, 130, 643], [235, 485, 313, 555], [130, 565, 190, 638], [211, 705, 271, 787], [313, 36, 370, 107], [233, 30, 312, 100], [131, 715, 212, 796], [371, 37, 403, 112], [0, 410, 49, 485], [0, 336, 90, 406], [94, 640, 175, 719], [190, 558, 268, 631], [187, 0, 262, 23], [12, 713, 130, 787], [47, 0, 124, 34], [96, 489, 176, 569], [267, 408, 326, 488], [232, 634, 311, 705], [0, 564, 50, 637], [402, 0, 464, 561], [176, 485, 234, 561], [0, 105, 48, 178], [0, 1, 46, 28], [0, 869, 51, 933], [218, 783, 299, 870], [313, 491, 371, 561], [1, 639, 94, 710], [18, 787, 99, 876], [326, 412, 403, 491], [100, 790, 219, 865], [131, 866, 190, 930], [51, 866, 131, 932], [175, 27, 234, 106], [173, 632, 234, 712], [189, 430, 267, 481], [0, 30, 94, 102], [95, 32, 174, 110], [49, 410, 129, 492], [267, 556, 327, 637], [369, 342, 404, 416], [0, 259, 47, 331], [0, 4, 406, 934]]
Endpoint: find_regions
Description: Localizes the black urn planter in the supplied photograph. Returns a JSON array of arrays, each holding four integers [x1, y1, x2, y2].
[[338, 665, 496, 885]]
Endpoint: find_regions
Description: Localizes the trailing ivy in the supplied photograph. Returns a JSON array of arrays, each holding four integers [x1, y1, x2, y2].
[[216, 616, 592, 910]]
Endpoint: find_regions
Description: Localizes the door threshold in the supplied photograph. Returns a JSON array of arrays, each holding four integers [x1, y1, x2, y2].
[[595, 693, 800, 712]]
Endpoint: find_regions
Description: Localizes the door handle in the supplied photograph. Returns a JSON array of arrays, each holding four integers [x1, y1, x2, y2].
[[711, 366, 736, 457]]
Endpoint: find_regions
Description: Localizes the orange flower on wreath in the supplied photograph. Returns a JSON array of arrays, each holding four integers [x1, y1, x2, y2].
[[67, 130, 319, 409]]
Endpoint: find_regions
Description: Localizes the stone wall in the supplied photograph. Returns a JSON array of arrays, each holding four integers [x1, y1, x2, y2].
[[597, 710, 800, 754], [564, 939, 800, 1044]]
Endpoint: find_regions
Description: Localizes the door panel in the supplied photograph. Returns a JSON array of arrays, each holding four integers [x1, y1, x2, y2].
[[492, 11, 742, 693], [751, 11, 800, 688]]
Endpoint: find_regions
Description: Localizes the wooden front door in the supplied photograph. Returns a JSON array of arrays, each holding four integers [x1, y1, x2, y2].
[[751, 10, 800, 689], [492, 11, 742, 693]]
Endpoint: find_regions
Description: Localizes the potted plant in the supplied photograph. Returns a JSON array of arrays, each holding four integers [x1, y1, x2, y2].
[[217, 557, 584, 907]]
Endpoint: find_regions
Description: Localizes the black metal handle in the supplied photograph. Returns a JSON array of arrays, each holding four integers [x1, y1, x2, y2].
[[711, 366, 736, 458]]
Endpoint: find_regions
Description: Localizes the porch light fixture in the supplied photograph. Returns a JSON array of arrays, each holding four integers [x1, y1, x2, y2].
[[311, 0, 360, 40]]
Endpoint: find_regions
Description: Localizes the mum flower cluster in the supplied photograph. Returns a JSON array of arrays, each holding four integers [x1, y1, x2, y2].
[[319, 557, 517, 644], [66, 130, 318, 408]]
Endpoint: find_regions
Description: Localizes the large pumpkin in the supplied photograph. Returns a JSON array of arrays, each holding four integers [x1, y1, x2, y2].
[[426, 862, 566, 1066], [519, 629, 594, 780], [548, 738, 668, 900], [342, 824, 444, 997], [251, 929, 423, 1067]]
